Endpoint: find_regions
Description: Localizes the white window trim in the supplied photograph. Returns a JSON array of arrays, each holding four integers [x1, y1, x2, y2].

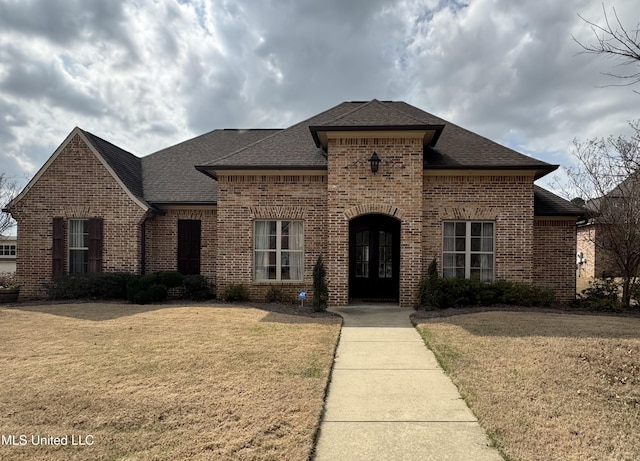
[[254, 220, 304, 282], [68, 219, 89, 274], [442, 221, 495, 281]]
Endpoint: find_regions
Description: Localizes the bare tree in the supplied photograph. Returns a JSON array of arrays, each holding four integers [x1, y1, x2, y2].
[[0, 173, 19, 237], [562, 123, 640, 308], [574, 5, 640, 90]]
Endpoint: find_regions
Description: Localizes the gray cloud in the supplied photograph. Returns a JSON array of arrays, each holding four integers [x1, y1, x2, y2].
[[0, 46, 106, 117], [0, 0, 137, 59], [0, 0, 637, 192]]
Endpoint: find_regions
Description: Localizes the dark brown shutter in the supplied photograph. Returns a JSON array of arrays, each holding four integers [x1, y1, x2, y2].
[[178, 220, 201, 275], [88, 218, 103, 273], [52, 217, 65, 277]]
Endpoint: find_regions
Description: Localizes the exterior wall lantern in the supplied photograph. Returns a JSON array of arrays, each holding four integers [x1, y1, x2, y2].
[[369, 152, 381, 173]]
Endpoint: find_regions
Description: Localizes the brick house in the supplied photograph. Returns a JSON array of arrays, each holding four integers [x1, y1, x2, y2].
[[5, 100, 582, 305], [0, 236, 17, 273]]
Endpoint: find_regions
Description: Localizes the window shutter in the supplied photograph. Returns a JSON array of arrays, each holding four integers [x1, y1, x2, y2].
[[52, 217, 65, 277], [88, 218, 103, 273]]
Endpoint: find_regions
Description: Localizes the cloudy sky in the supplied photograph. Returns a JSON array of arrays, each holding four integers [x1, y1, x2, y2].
[[0, 0, 638, 197]]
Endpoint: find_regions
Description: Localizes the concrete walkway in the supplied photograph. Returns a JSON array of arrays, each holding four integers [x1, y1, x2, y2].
[[313, 304, 503, 461]]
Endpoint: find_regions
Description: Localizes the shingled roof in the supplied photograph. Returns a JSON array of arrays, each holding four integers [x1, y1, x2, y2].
[[533, 186, 584, 216], [81, 129, 146, 203], [30, 100, 574, 219], [198, 100, 557, 179], [142, 129, 279, 204]]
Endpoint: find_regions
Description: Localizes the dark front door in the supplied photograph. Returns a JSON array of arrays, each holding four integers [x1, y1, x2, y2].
[[349, 214, 400, 301]]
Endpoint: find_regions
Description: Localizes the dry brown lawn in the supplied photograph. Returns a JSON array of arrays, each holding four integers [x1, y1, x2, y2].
[[415, 311, 640, 461], [0, 302, 341, 461]]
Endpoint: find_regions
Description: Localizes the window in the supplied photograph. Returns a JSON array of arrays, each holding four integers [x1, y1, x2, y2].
[[54, 217, 103, 276], [443, 221, 494, 282], [255, 220, 303, 281], [0, 245, 16, 256], [68, 219, 89, 274]]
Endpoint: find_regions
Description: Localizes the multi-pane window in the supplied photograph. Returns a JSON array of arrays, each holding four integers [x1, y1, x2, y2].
[[255, 220, 303, 281], [0, 245, 16, 256], [443, 221, 494, 282], [68, 219, 89, 274]]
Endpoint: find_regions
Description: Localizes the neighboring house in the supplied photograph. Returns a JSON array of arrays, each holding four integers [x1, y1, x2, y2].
[[4, 100, 583, 306], [0, 236, 17, 273], [576, 171, 640, 281]]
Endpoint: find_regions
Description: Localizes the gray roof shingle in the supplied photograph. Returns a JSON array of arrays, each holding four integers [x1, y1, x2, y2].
[[534, 185, 584, 217], [80, 101, 573, 216], [81, 129, 146, 204], [202, 100, 556, 178], [142, 129, 279, 203]]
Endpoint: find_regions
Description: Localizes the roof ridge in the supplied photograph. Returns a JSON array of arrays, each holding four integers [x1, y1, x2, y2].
[[316, 99, 430, 127], [80, 128, 140, 159], [80, 129, 148, 205], [318, 99, 375, 126]]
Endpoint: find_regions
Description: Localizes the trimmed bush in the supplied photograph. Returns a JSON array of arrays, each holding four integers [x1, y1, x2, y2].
[[575, 278, 622, 312], [266, 286, 294, 304], [147, 284, 169, 303], [221, 284, 249, 302], [182, 275, 213, 300], [48, 272, 135, 300], [312, 255, 329, 312], [158, 271, 185, 288], [418, 262, 555, 309]]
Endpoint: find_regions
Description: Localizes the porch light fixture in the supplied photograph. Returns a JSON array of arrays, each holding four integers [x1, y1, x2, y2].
[[369, 151, 381, 173]]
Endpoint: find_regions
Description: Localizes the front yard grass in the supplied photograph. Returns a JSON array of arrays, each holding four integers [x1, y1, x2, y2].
[[415, 311, 640, 461], [0, 303, 341, 461]]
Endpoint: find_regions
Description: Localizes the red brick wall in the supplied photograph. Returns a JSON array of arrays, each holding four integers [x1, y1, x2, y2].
[[327, 135, 424, 307], [9, 133, 148, 298], [215, 174, 327, 300], [144, 207, 217, 283], [423, 174, 535, 282], [534, 217, 577, 303]]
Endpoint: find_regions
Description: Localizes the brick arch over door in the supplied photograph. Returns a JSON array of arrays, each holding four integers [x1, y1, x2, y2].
[[343, 204, 407, 221]]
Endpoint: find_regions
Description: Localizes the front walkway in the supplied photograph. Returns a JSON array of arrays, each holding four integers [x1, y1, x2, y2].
[[313, 304, 503, 461]]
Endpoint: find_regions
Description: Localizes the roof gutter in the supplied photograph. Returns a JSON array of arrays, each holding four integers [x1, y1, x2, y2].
[[195, 164, 327, 181]]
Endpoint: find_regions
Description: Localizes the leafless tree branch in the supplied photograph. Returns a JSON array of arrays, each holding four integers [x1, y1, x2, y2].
[[573, 4, 640, 91]]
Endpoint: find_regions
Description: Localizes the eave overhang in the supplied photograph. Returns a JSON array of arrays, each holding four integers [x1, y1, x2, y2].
[[195, 165, 327, 181], [423, 164, 559, 180], [309, 124, 445, 150]]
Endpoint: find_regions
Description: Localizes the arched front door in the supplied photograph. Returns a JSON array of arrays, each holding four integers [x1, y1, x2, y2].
[[349, 214, 400, 301]]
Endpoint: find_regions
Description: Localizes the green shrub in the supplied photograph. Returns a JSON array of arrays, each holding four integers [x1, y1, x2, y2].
[[266, 286, 294, 304], [221, 283, 249, 302], [133, 289, 151, 305], [312, 255, 329, 312], [48, 272, 134, 300], [182, 275, 213, 300], [418, 259, 440, 308], [127, 277, 143, 303], [498, 280, 555, 307], [158, 271, 185, 288], [575, 278, 622, 311], [417, 270, 555, 309], [139, 273, 160, 289], [146, 284, 169, 303]]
